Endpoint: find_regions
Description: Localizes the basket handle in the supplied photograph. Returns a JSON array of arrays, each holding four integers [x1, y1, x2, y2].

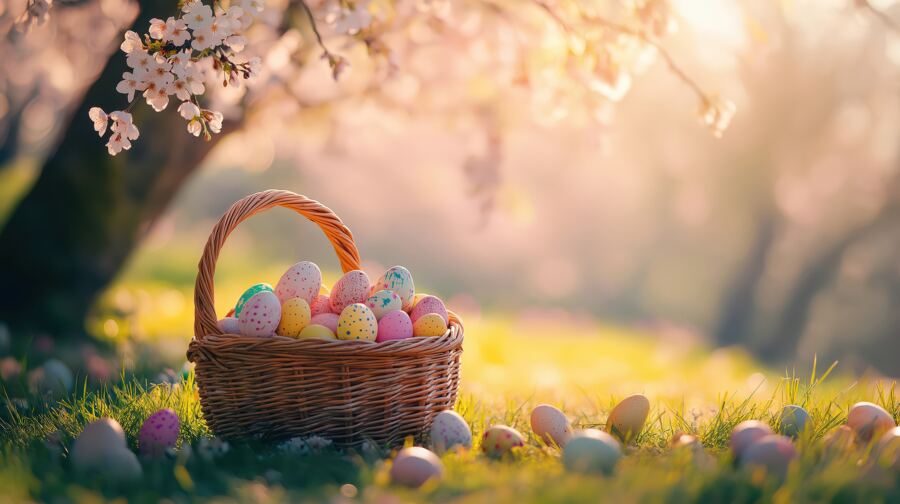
[[193, 190, 362, 339]]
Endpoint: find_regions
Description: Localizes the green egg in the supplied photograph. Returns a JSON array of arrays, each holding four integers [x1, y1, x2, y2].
[[234, 283, 274, 317]]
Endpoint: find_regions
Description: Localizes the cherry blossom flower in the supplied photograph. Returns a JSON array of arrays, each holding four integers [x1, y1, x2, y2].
[[120, 30, 143, 53], [168, 49, 191, 70], [183, 1, 214, 31], [225, 34, 247, 52], [116, 72, 146, 102], [126, 49, 153, 78], [143, 80, 171, 111], [187, 120, 203, 137], [105, 111, 140, 155], [328, 1, 373, 35], [148, 18, 167, 40], [178, 102, 200, 120], [205, 110, 224, 134], [88, 107, 108, 137], [167, 17, 191, 46], [168, 79, 192, 101]]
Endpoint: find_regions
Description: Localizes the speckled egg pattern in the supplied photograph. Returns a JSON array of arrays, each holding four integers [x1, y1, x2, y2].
[[375, 266, 415, 310], [413, 313, 447, 337], [310, 312, 339, 333], [481, 425, 525, 458], [430, 410, 472, 454], [217, 317, 240, 334], [410, 295, 449, 324], [138, 408, 180, 458], [376, 310, 413, 342], [277, 297, 311, 338], [275, 261, 321, 304], [366, 289, 402, 320], [337, 303, 377, 341], [310, 294, 331, 317], [234, 283, 273, 317], [237, 290, 281, 337], [329, 270, 371, 314]]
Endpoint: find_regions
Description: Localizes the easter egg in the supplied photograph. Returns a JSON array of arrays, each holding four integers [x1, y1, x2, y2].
[[779, 405, 810, 438], [31, 358, 73, 396], [366, 289, 403, 320], [410, 295, 449, 324], [823, 425, 856, 454], [330, 270, 371, 314], [234, 283, 273, 317], [390, 447, 443, 488], [138, 408, 180, 459], [237, 290, 281, 337], [71, 418, 128, 468], [562, 429, 622, 475], [411, 293, 430, 309], [739, 434, 796, 478], [101, 447, 143, 481], [729, 420, 773, 460], [873, 426, 900, 471], [297, 324, 336, 340], [481, 425, 525, 458], [606, 394, 649, 444], [376, 310, 413, 342], [530, 404, 573, 448], [275, 261, 322, 304], [848, 402, 895, 443], [310, 294, 331, 317], [277, 297, 311, 338], [310, 312, 339, 333], [413, 313, 447, 338], [337, 303, 377, 341], [217, 317, 240, 334], [375, 266, 415, 310], [430, 410, 472, 454], [670, 433, 703, 450]]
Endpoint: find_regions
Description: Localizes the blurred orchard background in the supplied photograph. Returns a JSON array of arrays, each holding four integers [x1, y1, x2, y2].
[[0, 0, 899, 396]]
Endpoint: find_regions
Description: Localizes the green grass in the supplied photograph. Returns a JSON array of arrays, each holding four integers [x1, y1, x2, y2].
[[1, 360, 897, 503]]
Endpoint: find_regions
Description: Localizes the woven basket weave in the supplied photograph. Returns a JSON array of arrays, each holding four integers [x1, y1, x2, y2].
[[187, 190, 464, 447]]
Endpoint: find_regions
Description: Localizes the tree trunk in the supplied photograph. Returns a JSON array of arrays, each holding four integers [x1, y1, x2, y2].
[[0, 1, 228, 336]]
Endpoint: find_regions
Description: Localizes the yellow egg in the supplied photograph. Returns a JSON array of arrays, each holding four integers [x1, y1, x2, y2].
[[277, 297, 311, 338], [413, 313, 447, 337], [297, 324, 336, 340], [337, 303, 377, 341]]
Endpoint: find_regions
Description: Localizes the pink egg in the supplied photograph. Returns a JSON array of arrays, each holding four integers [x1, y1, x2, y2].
[[409, 295, 449, 324], [377, 310, 414, 342], [310, 294, 331, 317], [138, 408, 180, 459], [310, 313, 339, 333], [237, 291, 281, 337], [275, 261, 322, 304], [329, 270, 371, 314]]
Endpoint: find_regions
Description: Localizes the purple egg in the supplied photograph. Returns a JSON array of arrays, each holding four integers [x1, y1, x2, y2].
[[377, 310, 413, 342], [138, 408, 180, 459]]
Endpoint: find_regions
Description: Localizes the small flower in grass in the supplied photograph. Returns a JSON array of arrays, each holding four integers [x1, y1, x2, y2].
[[88, 107, 108, 136]]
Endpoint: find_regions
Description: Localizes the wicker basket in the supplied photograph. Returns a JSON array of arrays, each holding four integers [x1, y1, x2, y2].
[[187, 190, 464, 447]]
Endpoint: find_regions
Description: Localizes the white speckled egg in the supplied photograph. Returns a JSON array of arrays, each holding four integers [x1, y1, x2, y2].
[[430, 410, 472, 454], [71, 418, 128, 468], [276, 297, 311, 338], [138, 408, 180, 459], [275, 261, 321, 304], [337, 303, 377, 341], [376, 310, 413, 342], [409, 295, 449, 324], [297, 324, 336, 340], [779, 405, 810, 438], [730, 420, 773, 460], [310, 294, 331, 317], [531, 404, 573, 448], [30, 359, 73, 396], [390, 447, 443, 488], [413, 313, 447, 338], [310, 312, 339, 333], [606, 394, 649, 444], [366, 289, 403, 320], [237, 290, 281, 337], [562, 429, 622, 474], [481, 425, 525, 458], [234, 283, 273, 317], [848, 402, 895, 443], [217, 317, 240, 334], [739, 434, 796, 478], [330, 270, 371, 314], [374, 266, 415, 310]]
